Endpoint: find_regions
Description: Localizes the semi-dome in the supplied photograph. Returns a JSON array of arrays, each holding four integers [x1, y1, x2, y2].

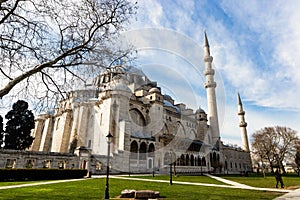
[[149, 87, 160, 93]]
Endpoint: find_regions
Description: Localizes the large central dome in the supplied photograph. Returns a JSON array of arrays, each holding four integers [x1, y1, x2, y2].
[[92, 65, 152, 89]]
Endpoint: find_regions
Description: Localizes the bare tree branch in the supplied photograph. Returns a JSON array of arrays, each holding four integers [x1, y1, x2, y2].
[[0, 0, 137, 110], [251, 126, 299, 173]]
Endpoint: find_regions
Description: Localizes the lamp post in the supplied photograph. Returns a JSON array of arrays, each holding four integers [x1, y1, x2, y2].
[[199, 152, 205, 175], [169, 149, 173, 185], [104, 133, 113, 200]]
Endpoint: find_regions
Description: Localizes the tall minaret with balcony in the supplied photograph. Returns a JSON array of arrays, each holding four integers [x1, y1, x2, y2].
[[238, 93, 250, 152], [203, 30, 220, 145]]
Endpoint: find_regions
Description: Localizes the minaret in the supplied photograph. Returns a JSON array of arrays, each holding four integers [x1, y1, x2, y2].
[[237, 93, 250, 152], [203, 30, 220, 145]]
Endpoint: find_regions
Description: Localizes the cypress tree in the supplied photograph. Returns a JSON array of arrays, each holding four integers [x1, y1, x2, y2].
[[4, 100, 35, 150]]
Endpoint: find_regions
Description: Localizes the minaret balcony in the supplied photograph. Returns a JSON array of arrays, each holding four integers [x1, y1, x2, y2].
[[204, 69, 215, 76], [204, 81, 216, 88], [203, 56, 213, 62], [239, 121, 247, 127], [238, 111, 245, 115]]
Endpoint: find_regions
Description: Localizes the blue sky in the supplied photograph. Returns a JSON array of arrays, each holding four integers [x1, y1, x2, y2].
[[123, 0, 300, 147]]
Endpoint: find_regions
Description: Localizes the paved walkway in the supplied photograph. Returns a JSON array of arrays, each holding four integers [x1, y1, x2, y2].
[[0, 174, 299, 199], [0, 178, 87, 190], [206, 174, 300, 199]]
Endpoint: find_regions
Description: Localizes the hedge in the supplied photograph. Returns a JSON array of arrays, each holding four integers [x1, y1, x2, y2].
[[0, 169, 88, 181]]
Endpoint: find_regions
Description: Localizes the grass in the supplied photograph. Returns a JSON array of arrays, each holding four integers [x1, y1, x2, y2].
[[0, 176, 287, 200], [129, 174, 227, 184], [220, 174, 300, 189]]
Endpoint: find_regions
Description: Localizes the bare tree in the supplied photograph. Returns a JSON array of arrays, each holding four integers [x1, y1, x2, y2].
[[294, 141, 300, 176], [251, 126, 299, 173], [0, 0, 136, 111]]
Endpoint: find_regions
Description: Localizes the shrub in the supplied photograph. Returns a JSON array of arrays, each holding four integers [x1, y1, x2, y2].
[[0, 169, 88, 181]]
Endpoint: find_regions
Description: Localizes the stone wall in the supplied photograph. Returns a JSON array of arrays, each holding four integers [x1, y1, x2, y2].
[[0, 149, 78, 169]]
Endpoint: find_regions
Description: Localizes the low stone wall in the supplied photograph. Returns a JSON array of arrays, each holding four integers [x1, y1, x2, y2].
[[0, 149, 78, 169]]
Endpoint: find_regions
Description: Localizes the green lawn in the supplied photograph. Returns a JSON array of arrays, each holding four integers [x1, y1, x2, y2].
[[130, 174, 227, 185], [220, 174, 300, 189], [0, 177, 285, 200]]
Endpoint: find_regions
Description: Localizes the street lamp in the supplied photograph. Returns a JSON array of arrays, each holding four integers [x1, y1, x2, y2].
[[104, 133, 113, 200], [169, 149, 173, 185], [199, 152, 205, 175]]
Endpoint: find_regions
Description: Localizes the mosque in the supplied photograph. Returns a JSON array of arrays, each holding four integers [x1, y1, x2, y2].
[[29, 32, 252, 174]]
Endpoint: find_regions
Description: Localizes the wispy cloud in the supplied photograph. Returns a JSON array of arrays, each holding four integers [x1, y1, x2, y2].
[[126, 0, 300, 145], [214, 1, 300, 110]]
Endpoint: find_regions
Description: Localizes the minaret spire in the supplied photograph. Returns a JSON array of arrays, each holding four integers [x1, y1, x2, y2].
[[238, 92, 242, 105], [204, 30, 209, 46], [204, 30, 211, 56], [203, 30, 220, 145], [237, 93, 250, 152]]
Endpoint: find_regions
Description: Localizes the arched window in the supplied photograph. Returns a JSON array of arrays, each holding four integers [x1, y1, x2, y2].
[[213, 152, 217, 162], [130, 109, 146, 126], [191, 155, 194, 166], [180, 154, 185, 166], [139, 142, 147, 160], [164, 152, 171, 165], [186, 154, 190, 166], [148, 143, 155, 158], [56, 118, 60, 130], [130, 141, 138, 159], [202, 157, 206, 166], [163, 124, 169, 135], [176, 122, 185, 138], [148, 158, 153, 169]]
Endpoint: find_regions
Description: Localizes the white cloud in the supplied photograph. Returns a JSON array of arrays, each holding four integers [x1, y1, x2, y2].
[[215, 0, 300, 110], [133, 1, 165, 28], [125, 0, 300, 144]]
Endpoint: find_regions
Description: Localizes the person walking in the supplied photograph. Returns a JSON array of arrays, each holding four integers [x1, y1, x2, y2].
[[275, 169, 284, 188]]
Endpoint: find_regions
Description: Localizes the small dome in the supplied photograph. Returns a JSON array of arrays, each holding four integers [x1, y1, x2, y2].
[[195, 107, 206, 114], [163, 100, 181, 113], [149, 87, 160, 93], [163, 94, 173, 101]]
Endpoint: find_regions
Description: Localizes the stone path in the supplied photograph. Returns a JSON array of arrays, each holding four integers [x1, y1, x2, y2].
[[0, 178, 87, 190], [207, 175, 300, 199]]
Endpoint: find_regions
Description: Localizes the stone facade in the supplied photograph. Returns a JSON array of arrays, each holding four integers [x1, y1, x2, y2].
[[24, 33, 252, 174], [223, 145, 252, 174]]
